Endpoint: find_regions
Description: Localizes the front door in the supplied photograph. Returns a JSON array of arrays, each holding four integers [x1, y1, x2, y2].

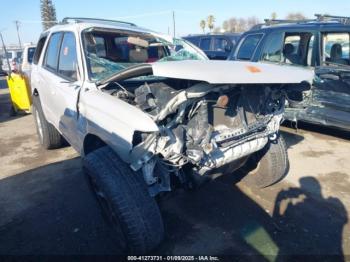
[[39, 31, 82, 148]]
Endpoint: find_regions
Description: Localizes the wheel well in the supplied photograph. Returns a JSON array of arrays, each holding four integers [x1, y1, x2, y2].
[[83, 134, 107, 155]]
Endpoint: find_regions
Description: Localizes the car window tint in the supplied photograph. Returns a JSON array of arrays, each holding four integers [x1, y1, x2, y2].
[[58, 32, 78, 81], [323, 32, 350, 66], [33, 35, 47, 65], [237, 34, 262, 60], [262, 32, 283, 63], [95, 36, 106, 57], [44, 33, 62, 70], [283, 33, 314, 66], [28, 47, 36, 64], [199, 38, 211, 50], [214, 38, 230, 52], [186, 37, 200, 46]]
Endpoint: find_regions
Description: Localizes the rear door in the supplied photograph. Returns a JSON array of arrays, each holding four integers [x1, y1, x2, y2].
[[314, 31, 350, 128]]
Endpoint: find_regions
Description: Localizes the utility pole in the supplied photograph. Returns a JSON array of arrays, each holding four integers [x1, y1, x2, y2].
[[172, 11, 176, 38], [14, 20, 22, 48], [0, 32, 12, 75]]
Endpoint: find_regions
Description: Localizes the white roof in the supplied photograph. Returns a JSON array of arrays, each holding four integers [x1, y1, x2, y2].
[[152, 60, 314, 84], [45, 20, 171, 41]]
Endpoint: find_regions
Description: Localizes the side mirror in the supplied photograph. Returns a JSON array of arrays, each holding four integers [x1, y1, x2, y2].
[[225, 45, 232, 53]]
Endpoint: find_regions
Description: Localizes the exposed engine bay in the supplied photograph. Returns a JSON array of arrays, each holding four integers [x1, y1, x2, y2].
[[105, 78, 287, 196]]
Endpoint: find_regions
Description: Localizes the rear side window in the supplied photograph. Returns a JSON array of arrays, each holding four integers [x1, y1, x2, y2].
[[199, 38, 211, 50], [214, 37, 230, 52], [33, 35, 47, 65], [44, 33, 62, 70], [237, 34, 263, 60], [58, 32, 78, 81], [323, 32, 350, 65]]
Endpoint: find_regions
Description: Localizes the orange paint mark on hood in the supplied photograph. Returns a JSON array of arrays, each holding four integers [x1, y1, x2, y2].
[[246, 65, 262, 73]]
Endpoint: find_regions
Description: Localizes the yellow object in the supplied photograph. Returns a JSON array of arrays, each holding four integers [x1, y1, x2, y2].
[[7, 73, 32, 114]]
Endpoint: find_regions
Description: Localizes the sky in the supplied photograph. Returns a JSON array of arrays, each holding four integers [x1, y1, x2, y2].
[[1, 0, 350, 45]]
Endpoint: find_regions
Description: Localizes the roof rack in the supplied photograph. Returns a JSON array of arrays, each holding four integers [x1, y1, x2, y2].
[[262, 14, 350, 27], [264, 18, 315, 26], [61, 17, 136, 26], [315, 14, 350, 24]]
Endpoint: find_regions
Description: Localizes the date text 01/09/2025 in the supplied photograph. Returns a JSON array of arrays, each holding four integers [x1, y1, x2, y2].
[[127, 255, 220, 261]]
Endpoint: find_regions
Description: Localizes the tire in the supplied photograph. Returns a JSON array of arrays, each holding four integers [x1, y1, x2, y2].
[[242, 135, 289, 188], [9, 105, 17, 116], [83, 146, 164, 254], [32, 95, 63, 149]]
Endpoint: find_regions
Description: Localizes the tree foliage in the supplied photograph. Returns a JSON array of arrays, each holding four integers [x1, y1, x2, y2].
[[207, 15, 216, 32], [285, 12, 307, 20], [200, 20, 206, 33], [219, 16, 260, 33], [40, 0, 57, 30]]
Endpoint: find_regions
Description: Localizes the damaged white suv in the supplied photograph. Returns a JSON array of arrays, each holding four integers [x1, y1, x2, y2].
[[31, 18, 313, 253]]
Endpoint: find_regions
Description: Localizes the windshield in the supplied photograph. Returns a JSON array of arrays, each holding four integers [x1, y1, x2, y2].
[[83, 29, 207, 81]]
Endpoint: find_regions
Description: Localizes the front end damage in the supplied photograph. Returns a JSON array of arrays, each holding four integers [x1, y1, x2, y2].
[[99, 61, 313, 196], [127, 82, 283, 195]]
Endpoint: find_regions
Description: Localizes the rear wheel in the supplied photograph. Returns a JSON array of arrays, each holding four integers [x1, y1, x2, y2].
[[32, 95, 63, 149], [83, 146, 164, 254], [242, 135, 289, 188]]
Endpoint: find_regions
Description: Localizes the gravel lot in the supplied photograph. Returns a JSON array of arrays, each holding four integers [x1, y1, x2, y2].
[[0, 78, 349, 259]]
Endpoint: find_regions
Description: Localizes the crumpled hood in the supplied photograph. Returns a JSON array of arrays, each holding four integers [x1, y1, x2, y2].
[[97, 60, 314, 86], [151, 60, 314, 84]]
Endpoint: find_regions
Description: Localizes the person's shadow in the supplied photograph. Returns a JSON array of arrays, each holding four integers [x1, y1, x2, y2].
[[272, 177, 348, 261]]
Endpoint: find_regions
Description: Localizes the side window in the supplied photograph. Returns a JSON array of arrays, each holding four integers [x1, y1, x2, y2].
[[237, 34, 262, 60], [261, 32, 284, 63], [44, 33, 62, 70], [323, 32, 350, 65], [199, 38, 211, 50], [282, 32, 314, 66], [33, 35, 47, 65], [28, 47, 36, 64], [214, 38, 230, 52], [58, 32, 78, 81]]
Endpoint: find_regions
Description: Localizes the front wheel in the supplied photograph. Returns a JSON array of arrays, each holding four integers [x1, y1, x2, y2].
[[242, 135, 289, 188], [83, 146, 164, 254]]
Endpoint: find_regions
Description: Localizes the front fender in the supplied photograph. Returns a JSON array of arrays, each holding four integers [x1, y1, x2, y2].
[[81, 89, 158, 162]]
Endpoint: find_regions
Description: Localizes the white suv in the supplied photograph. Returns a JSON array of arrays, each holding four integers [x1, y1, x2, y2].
[[31, 17, 313, 253]]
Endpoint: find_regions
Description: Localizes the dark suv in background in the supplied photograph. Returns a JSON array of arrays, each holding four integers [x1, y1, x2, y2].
[[230, 14, 350, 132], [184, 33, 241, 60]]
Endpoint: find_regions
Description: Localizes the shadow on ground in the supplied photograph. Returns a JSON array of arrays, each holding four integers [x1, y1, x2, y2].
[[0, 158, 347, 260], [283, 120, 350, 140]]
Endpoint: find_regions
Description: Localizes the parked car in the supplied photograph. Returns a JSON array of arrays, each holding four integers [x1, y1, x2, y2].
[[31, 17, 313, 253], [0, 58, 5, 76], [19, 44, 36, 77], [229, 14, 350, 131], [184, 33, 241, 60], [1, 49, 22, 72]]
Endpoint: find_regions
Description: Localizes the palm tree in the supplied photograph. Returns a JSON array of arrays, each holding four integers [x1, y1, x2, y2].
[[200, 20, 206, 33], [207, 15, 215, 32], [40, 0, 57, 30]]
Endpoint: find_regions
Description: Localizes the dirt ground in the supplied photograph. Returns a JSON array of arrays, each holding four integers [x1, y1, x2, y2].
[[0, 78, 349, 259]]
